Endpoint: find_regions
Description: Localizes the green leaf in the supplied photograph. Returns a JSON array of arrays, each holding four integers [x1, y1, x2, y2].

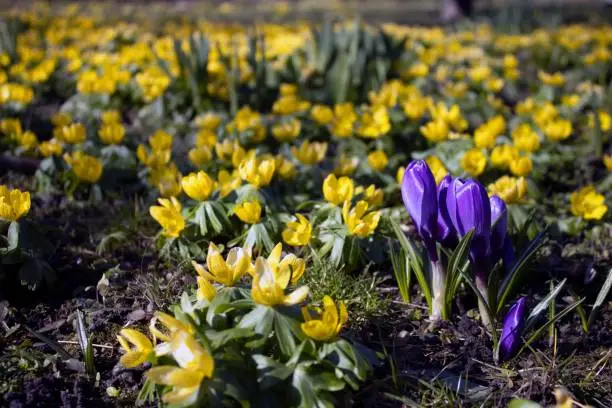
[[524, 279, 566, 332], [252, 354, 294, 390], [587, 267, 612, 329], [273, 310, 302, 357], [444, 230, 474, 318], [516, 299, 584, 360], [206, 327, 254, 350], [390, 218, 431, 311], [390, 245, 410, 302], [497, 230, 546, 315], [238, 305, 274, 336], [7, 221, 19, 251], [194, 204, 208, 236]]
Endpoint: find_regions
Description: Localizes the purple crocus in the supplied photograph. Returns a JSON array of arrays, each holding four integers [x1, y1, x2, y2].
[[445, 178, 492, 266], [401, 160, 438, 260], [490, 195, 508, 260], [437, 175, 457, 248], [499, 297, 528, 361]]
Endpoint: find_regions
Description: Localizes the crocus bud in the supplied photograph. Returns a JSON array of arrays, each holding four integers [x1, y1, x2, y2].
[[437, 175, 457, 248], [446, 178, 491, 264], [401, 160, 438, 259], [490, 195, 508, 260], [499, 297, 528, 362]]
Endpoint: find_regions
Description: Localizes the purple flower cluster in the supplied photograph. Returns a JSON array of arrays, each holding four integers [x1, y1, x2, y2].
[[401, 159, 513, 270]]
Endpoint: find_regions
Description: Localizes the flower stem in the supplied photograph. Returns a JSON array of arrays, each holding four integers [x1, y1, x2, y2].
[[430, 259, 446, 321], [475, 270, 493, 333]]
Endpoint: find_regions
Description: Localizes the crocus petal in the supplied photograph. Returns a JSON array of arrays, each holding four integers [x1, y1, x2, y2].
[[401, 160, 438, 258], [437, 174, 457, 248], [499, 296, 528, 361]]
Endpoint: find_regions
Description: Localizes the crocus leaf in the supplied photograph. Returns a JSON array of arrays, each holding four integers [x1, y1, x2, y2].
[[445, 230, 474, 317], [390, 218, 432, 311], [587, 267, 612, 329], [524, 279, 566, 332], [497, 230, 547, 315]]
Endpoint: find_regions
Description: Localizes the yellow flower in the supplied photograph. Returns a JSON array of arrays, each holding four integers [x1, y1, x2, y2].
[[217, 170, 242, 198], [192, 243, 251, 286], [396, 166, 405, 184], [233, 200, 262, 224], [188, 146, 213, 167], [54, 123, 86, 144], [331, 103, 357, 138], [98, 122, 125, 145], [402, 96, 428, 121], [322, 174, 354, 206], [311, 105, 334, 126], [460, 148, 487, 177], [39, 139, 63, 157], [238, 156, 275, 188], [150, 165, 182, 198], [15, 131, 38, 150], [604, 154, 612, 171], [194, 129, 217, 148], [361, 184, 384, 207], [181, 171, 216, 201], [490, 145, 519, 170], [538, 70, 565, 87], [367, 150, 388, 171], [509, 155, 533, 177], [0, 118, 22, 136], [101, 110, 121, 125], [272, 118, 301, 142], [149, 197, 185, 237], [512, 123, 540, 152], [588, 111, 611, 132], [0, 186, 31, 221], [429, 103, 468, 132], [234, 106, 262, 132], [282, 214, 312, 247], [301, 296, 347, 341], [149, 312, 194, 345], [357, 106, 391, 139], [251, 252, 310, 306], [261, 243, 306, 286], [137, 145, 171, 169], [473, 126, 497, 149], [333, 155, 359, 176], [570, 186, 608, 221], [561, 94, 581, 108], [194, 113, 222, 131], [533, 102, 558, 128], [425, 155, 449, 184], [275, 155, 297, 180], [342, 200, 381, 238], [136, 65, 170, 102], [215, 139, 235, 161], [420, 120, 449, 143], [543, 119, 573, 142], [117, 329, 153, 368], [149, 130, 173, 151], [488, 176, 528, 204], [196, 276, 216, 303], [51, 112, 72, 127], [291, 140, 328, 165], [146, 330, 214, 406], [63, 151, 103, 183]]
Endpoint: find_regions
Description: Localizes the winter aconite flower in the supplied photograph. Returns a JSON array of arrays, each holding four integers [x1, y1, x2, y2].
[[117, 329, 153, 368], [488, 176, 528, 204], [54, 123, 86, 144], [192, 243, 251, 287], [425, 155, 449, 184], [0, 186, 31, 221], [233, 200, 262, 224], [367, 150, 388, 171], [322, 174, 354, 205], [98, 122, 125, 145], [291, 140, 327, 165], [238, 156, 275, 188], [342, 200, 381, 238], [282, 214, 312, 247], [150, 197, 185, 237], [460, 148, 487, 177], [251, 247, 309, 306], [570, 186, 608, 221], [301, 296, 347, 341], [63, 151, 103, 183], [146, 330, 214, 405], [181, 171, 216, 201]]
